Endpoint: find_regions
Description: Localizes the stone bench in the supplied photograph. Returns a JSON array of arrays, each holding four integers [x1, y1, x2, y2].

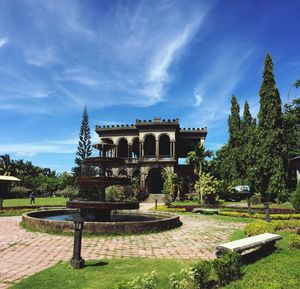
[[216, 233, 282, 257], [192, 208, 219, 215]]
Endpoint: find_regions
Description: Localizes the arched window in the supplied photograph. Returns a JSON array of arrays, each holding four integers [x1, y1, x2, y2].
[[118, 138, 128, 158], [159, 134, 170, 156], [144, 134, 156, 156], [132, 138, 140, 158], [118, 169, 128, 177]]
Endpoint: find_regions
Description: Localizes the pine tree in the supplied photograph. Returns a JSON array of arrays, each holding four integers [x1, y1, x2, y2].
[[257, 53, 287, 201], [73, 106, 93, 177]]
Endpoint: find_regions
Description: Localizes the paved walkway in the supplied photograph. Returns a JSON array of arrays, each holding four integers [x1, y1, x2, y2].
[[0, 206, 244, 288]]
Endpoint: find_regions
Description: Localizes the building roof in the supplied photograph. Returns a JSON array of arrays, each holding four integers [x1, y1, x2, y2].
[[0, 175, 21, 182]]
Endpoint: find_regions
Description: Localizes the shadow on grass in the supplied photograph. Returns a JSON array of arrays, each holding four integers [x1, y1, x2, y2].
[[241, 245, 277, 265], [85, 261, 109, 267]]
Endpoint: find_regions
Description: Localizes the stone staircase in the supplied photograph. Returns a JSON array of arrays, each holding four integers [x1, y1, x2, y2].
[[143, 194, 165, 203]]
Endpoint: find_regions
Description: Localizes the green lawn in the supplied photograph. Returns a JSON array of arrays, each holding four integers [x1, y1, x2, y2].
[[12, 258, 192, 289], [3, 197, 68, 207]]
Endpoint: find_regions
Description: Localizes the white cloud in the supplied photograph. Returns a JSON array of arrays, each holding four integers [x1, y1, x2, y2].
[[0, 36, 8, 48], [25, 47, 58, 66], [194, 89, 203, 107], [1, 138, 78, 156]]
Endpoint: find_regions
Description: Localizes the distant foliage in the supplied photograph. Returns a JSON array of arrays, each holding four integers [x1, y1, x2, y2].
[[55, 186, 79, 199], [10, 186, 31, 198], [291, 183, 300, 212], [194, 172, 219, 205], [105, 185, 133, 202]]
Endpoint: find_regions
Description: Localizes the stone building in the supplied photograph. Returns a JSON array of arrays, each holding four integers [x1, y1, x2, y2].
[[94, 117, 207, 194]]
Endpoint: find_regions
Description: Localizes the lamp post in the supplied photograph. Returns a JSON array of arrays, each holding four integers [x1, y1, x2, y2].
[[264, 202, 271, 222], [70, 217, 85, 269]]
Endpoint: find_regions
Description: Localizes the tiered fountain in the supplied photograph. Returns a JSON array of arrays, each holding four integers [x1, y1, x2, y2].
[[22, 141, 181, 234]]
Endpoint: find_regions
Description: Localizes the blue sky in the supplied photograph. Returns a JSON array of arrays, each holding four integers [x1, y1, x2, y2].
[[0, 0, 299, 172]]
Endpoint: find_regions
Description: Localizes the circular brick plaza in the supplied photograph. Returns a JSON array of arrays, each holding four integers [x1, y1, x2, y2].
[[0, 205, 244, 288]]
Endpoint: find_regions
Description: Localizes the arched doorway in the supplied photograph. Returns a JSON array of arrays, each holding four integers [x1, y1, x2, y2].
[[146, 168, 164, 194], [118, 138, 128, 158], [159, 134, 170, 156], [132, 138, 140, 158], [144, 134, 156, 156]]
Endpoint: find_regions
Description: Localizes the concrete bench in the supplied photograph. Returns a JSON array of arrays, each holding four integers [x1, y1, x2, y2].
[[192, 208, 219, 215], [216, 233, 282, 257]]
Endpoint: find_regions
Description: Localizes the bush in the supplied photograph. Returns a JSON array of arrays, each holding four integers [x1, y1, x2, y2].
[[244, 220, 300, 236], [250, 193, 261, 205], [289, 234, 300, 249], [152, 205, 185, 213], [291, 183, 300, 212], [213, 251, 241, 285], [193, 260, 211, 288], [244, 220, 276, 236], [114, 271, 158, 289], [168, 268, 195, 289], [219, 211, 300, 220], [55, 186, 79, 198], [10, 186, 31, 198], [105, 186, 133, 202]]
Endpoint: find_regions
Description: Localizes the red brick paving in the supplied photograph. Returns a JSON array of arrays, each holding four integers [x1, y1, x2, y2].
[[0, 209, 244, 288]]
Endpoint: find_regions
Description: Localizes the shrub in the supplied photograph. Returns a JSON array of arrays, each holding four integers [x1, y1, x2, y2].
[[213, 251, 241, 285], [291, 183, 300, 212], [10, 186, 31, 198], [114, 271, 158, 289], [152, 205, 185, 213], [289, 234, 300, 249], [219, 211, 300, 220], [168, 268, 195, 289], [55, 186, 79, 198], [162, 169, 178, 207], [244, 220, 276, 236], [105, 185, 133, 202], [244, 220, 300, 236], [192, 260, 211, 288], [250, 193, 261, 205]]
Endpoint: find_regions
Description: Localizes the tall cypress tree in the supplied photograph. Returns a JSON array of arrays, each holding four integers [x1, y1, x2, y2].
[[257, 53, 287, 201], [73, 106, 92, 177], [227, 95, 242, 181], [240, 102, 258, 191]]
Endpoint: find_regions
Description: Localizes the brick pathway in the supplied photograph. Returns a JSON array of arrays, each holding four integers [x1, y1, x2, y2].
[[0, 207, 244, 288]]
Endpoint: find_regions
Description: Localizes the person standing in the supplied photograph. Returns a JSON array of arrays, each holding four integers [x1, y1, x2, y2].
[[29, 192, 35, 205]]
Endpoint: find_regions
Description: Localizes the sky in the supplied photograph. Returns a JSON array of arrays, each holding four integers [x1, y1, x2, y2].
[[0, 0, 299, 172]]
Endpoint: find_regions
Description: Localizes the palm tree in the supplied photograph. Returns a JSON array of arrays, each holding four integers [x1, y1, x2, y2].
[[0, 154, 12, 176], [186, 143, 213, 175]]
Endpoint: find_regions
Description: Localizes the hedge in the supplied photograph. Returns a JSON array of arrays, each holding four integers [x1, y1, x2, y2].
[[219, 211, 300, 220]]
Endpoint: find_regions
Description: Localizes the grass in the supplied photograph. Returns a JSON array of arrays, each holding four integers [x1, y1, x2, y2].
[[3, 197, 68, 207], [0, 209, 34, 217], [12, 258, 192, 289]]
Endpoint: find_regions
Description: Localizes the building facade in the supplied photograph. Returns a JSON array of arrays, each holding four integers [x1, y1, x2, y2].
[[94, 117, 207, 194]]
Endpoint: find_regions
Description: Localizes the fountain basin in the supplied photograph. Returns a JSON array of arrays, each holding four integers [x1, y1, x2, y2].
[[22, 209, 181, 234]]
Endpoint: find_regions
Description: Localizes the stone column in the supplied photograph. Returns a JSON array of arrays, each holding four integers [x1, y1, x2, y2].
[[142, 142, 145, 157], [172, 142, 176, 157], [156, 139, 159, 157], [128, 144, 132, 158]]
